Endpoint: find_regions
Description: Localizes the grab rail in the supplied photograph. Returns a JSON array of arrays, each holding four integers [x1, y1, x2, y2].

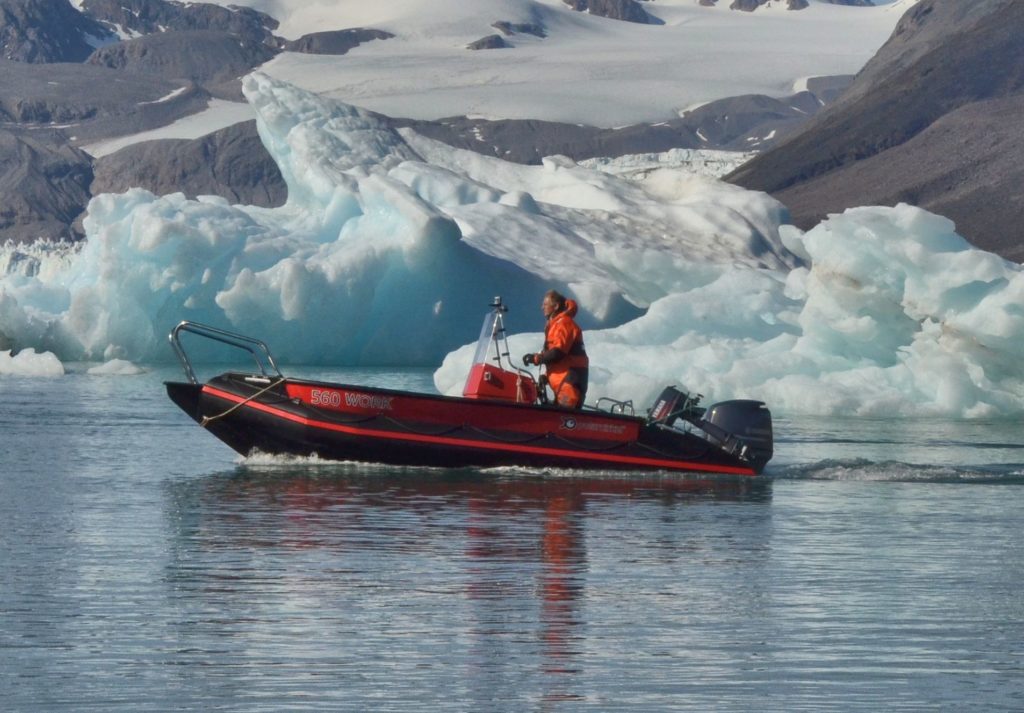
[[595, 397, 634, 416], [169, 320, 283, 385]]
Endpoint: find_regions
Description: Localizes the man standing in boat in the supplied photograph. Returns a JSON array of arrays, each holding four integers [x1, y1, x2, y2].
[[523, 290, 589, 409]]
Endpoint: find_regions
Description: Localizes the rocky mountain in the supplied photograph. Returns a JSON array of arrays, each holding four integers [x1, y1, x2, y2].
[[86, 78, 849, 212], [0, 59, 208, 139], [0, 0, 114, 62], [0, 58, 209, 242], [282, 29, 395, 56], [701, 0, 877, 10], [717, 0, 810, 10], [80, 0, 280, 48], [86, 30, 279, 100], [0, 129, 93, 244], [91, 120, 285, 208], [396, 77, 851, 164], [562, 0, 658, 24], [0, 0, 902, 246], [12, 0, 391, 70], [728, 0, 1024, 260], [0, 0, 399, 244], [564, 0, 879, 20]]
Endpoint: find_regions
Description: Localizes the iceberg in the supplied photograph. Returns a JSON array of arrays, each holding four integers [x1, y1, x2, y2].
[[0, 73, 790, 365], [439, 205, 1024, 418], [1, 74, 1023, 417], [0, 348, 64, 377], [87, 359, 147, 376]]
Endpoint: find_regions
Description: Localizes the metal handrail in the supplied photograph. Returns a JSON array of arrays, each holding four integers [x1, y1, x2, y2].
[[169, 320, 283, 385], [595, 397, 634, 416]]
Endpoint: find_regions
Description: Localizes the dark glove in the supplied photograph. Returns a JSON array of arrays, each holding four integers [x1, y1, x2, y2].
[[522, 353, 535, 366]]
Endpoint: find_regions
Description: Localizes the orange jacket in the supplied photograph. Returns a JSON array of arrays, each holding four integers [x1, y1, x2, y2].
[[540, 299, 589, 373]]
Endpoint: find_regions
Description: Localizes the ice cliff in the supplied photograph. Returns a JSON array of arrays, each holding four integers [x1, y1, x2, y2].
[[2, 74, 1023, 417]]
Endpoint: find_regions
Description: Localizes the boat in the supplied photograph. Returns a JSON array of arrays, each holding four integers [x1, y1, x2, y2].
[[165, 297, 774, 475]]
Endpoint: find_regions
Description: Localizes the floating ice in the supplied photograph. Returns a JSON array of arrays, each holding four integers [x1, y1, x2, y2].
[[1, 74, 1022, 417], [436, 204, 1024, 418], [0, 348, 64, 377], [87, 359, 147, 376]]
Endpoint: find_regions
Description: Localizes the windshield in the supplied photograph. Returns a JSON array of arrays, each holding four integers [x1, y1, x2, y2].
[[470, 309, 501, 366]]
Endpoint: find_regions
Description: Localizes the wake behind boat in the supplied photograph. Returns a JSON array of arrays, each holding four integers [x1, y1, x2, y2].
[[165, 298, 773, 475]]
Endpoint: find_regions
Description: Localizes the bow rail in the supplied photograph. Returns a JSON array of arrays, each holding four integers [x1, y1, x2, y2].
[[169, 321, 283, 385]]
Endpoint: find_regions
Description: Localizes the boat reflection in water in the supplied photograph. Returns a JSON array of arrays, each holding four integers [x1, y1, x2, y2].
[[164, 466, 773, 703]]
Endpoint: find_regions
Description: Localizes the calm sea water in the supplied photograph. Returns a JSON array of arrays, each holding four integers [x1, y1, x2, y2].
[[2, 366, 1024, 712]]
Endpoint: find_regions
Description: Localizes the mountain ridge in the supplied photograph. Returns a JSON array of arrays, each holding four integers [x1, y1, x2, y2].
[[727, 0, 1024, 258], [0, 0, 915, 246]]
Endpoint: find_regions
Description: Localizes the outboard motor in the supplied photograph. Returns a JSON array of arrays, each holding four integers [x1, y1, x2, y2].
[[649, 385, 703, 427], [700, 400, 774, 471]]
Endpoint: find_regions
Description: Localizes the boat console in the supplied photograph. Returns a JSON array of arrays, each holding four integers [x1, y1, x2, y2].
[[462, 297, 540, 404]]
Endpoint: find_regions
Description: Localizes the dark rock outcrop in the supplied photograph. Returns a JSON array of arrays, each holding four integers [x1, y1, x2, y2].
[[0, 0, 453, 246], [0, 129, 93, 244], [0, 0, 115, 63], [727, 0, 1024, 258], [87, 30, 277, 85], [0, 60, 208, 142], [759, 94, 1024, 261], [283, 28, 394, 55], [562, 0, 658, 24], [0, 57, 231, 244], [80, 0, 280, 48], [722, 0, 868, 10], [393, 78, 849, 164], [90, 120, 285, 209], [467, 34, 508, 50], [680, 85, 847, 151], [492, 21, 546, 38], [85, 27, 394, 100]]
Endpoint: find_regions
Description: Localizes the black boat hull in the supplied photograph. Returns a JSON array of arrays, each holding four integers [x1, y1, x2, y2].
[[166, 373, 766, 475]]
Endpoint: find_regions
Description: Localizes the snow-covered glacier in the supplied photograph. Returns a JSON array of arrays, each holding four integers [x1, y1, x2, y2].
[[2, 74, 1024, 418]]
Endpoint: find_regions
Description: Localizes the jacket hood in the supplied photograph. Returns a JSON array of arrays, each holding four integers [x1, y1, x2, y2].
[[564, 299, 578, 318]]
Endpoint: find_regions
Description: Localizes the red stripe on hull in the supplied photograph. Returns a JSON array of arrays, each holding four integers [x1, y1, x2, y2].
[[201, 385, 757, 476], [284, 382, 640, 441]]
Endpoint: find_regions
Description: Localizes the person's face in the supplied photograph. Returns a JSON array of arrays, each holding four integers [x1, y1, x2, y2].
[[542, 296, 558, 318]]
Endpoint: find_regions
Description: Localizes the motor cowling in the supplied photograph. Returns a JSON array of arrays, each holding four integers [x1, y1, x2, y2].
[[649, 385, 703, 426], [701, 400, 773, 469], [649, 385, 687, 425]]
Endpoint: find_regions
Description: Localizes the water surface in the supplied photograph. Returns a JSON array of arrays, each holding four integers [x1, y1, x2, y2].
[[2, 367, 1023, 711]]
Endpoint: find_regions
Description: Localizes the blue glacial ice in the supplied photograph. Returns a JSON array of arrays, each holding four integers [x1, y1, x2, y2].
[[2, 74, 1024, 417]]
